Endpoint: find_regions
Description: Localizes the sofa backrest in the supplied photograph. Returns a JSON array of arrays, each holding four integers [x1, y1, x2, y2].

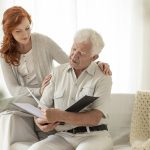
[[107, 94, 135, 145]]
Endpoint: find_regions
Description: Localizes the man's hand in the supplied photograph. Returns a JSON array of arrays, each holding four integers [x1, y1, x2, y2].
[[98, 62, 112, 75], [41, 108, 62, 123], [40, 74, 52, 95], [34, 117, 58, 132]]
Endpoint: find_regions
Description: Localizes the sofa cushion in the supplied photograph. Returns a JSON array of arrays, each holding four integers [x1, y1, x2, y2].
[[108, 94, 134, 146]]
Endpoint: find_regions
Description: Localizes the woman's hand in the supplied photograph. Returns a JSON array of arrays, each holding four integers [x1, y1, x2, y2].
[[40, 74, 52, 95], [97, 62, 112, 75]]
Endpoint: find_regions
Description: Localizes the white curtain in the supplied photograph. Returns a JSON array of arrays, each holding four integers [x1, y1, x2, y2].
[[0, 0, 149, 96]]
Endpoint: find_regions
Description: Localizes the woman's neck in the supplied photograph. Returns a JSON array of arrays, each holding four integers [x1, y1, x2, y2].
[[18, 38, 32, 54]]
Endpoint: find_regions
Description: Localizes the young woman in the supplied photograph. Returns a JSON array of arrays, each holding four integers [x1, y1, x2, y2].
[[0, 6, 69, 97]]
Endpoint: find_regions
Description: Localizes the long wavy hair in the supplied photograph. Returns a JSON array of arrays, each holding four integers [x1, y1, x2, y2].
[[0, 6, 31, 65]]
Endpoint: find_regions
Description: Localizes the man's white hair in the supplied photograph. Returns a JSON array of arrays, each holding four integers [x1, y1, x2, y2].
[[74, 28, 104, 55]]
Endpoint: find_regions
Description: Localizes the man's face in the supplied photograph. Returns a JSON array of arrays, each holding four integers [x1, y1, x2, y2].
[[69, 40, 94, 70]]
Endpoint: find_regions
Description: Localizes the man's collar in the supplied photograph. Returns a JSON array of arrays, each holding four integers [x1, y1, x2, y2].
[[86, 62, 96, 76], [66, 64, 72, 71], [67, 62, 96, 76]]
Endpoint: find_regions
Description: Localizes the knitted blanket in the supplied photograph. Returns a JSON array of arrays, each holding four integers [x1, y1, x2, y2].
[[130, 91, 150, 150]]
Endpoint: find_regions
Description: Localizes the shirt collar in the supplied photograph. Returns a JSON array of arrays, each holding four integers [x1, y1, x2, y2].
[[66, 62, 97, 76]]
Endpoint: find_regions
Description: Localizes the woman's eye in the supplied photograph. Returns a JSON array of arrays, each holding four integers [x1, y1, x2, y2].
[[15, 31, 21, 33]]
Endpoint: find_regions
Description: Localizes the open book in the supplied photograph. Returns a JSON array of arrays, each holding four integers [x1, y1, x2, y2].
[[13, 95, 98, 118]]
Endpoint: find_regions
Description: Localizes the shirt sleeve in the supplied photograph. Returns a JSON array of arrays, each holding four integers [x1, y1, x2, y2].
[[1, 58, 41, 97], [91, 75, 112, 118], [40, 74, 55, 108], [45, 36, 69, 64]]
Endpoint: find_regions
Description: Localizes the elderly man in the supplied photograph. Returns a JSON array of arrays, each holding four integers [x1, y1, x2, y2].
[[29, 28, 113, 150]]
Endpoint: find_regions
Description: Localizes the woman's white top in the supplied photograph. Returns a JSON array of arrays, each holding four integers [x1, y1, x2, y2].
[[0, 33, 68, 97], [17, 49, 39, 88]]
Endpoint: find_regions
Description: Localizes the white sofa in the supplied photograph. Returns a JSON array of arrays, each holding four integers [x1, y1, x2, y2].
[[10, 94, 134, 150], [108, 94, 134, 150]]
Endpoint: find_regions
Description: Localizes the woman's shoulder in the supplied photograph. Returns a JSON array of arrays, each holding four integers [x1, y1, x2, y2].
[[31, 32, 50, 40]]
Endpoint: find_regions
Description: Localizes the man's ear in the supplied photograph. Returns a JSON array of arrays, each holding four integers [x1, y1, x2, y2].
[[92, 55, 99, 61]]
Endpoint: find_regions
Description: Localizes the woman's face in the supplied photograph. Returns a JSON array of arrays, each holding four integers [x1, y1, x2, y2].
[[12, 17, 31, 45]]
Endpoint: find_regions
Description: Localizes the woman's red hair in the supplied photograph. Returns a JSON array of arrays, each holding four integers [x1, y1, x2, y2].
[[0, 6, 31, 65]]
